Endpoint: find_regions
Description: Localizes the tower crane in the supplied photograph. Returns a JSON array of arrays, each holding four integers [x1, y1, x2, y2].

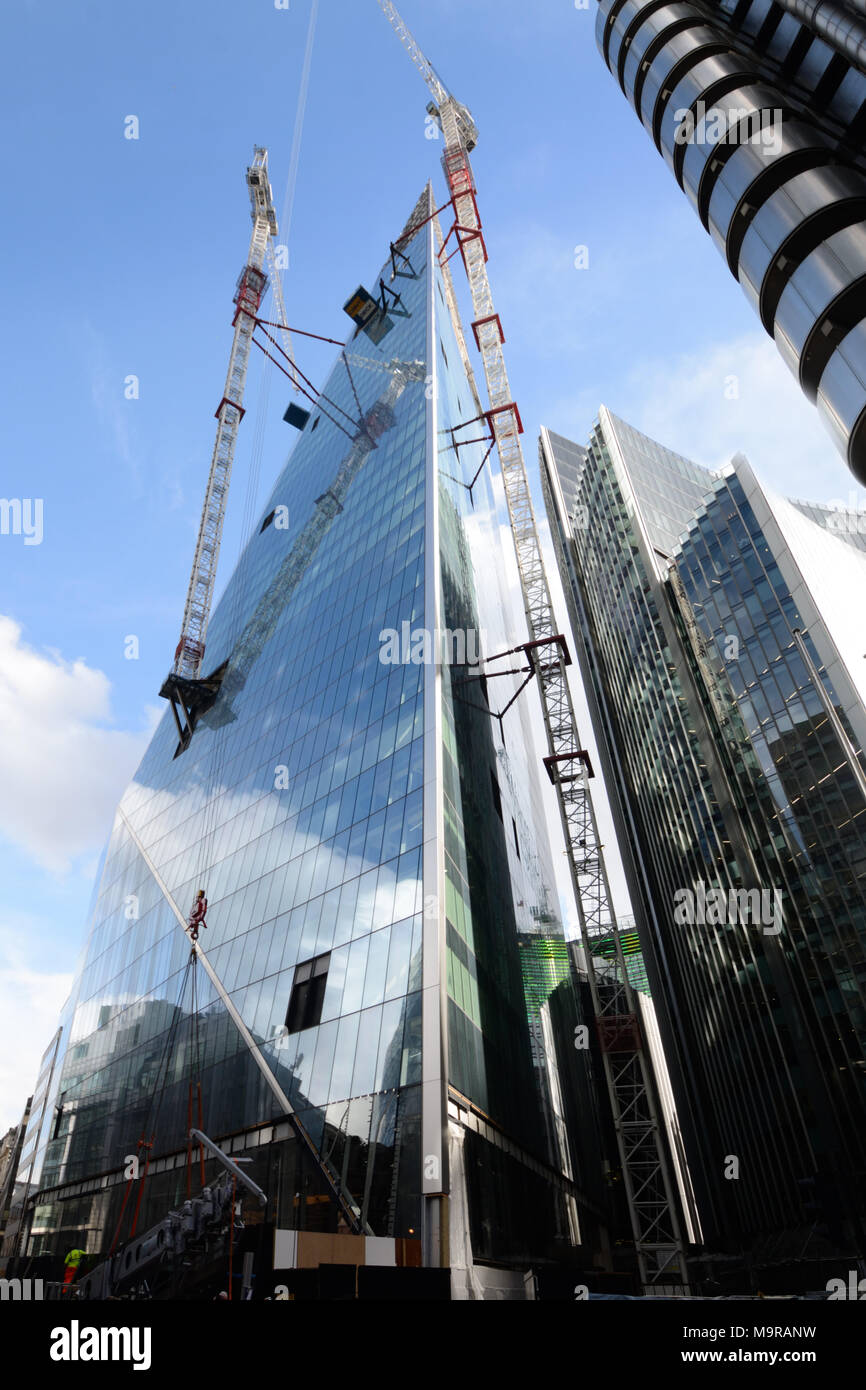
[[378, 1, 689, 1290], [380, 3, 478, 152], [161, 148, 295, 702]]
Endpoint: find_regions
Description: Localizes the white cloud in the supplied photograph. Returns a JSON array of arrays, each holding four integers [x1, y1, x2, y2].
[[533, 331, 858, 525], [0, 616, 158, 874], [0, 932, 71, 1132], [617, 331, 855, 501]]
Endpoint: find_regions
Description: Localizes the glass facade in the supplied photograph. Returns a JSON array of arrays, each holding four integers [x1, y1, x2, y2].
[[672, 462, 866, 1258], [18, 190, 602, 1291], [588, 918, 651, 998], [541, 410, 866, 1279]]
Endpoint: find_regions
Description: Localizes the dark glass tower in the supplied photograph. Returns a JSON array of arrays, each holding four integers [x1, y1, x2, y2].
[[596, 0, 866, 481], [12, 188, 608, 1300], [541, 410, 866, 1286]]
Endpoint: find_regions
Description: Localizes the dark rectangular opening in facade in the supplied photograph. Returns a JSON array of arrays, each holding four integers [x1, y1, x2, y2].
[[286, 953, 331, 1033]]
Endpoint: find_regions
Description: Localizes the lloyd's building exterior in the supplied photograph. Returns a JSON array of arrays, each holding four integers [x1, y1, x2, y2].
[[595, 0, 866, 483], [11, 188, 613, 1299]]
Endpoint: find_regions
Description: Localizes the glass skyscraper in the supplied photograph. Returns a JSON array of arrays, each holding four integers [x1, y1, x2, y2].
[[541, 409, 866, 1286], [595, 0, 866, 482], [11, 188, 608, 1300]]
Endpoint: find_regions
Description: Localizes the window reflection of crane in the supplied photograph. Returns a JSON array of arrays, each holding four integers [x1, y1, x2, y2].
[[205, 354, 426, 730]]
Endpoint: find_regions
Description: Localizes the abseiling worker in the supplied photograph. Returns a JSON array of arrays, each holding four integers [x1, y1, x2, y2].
[[63, 1247, 86, 1287], [188, 890, 208, 941]]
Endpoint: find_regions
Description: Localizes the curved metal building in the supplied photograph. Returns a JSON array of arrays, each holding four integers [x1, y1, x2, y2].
[[596, 0, 866, 482]]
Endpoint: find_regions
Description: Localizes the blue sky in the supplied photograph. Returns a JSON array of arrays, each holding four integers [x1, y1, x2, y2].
[[0, 0, 861, 1129]]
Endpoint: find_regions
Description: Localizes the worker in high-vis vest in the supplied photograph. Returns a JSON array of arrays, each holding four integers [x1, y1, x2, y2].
[[63, 1247, 85, 1286]]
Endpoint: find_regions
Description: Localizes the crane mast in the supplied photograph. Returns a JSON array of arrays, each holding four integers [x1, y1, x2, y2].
[[378, 1, 689, 1290], [170, 147, 291, 683]]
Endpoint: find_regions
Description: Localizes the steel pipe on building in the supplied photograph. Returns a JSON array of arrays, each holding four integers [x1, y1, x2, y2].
[[771, 0, 866, 74]]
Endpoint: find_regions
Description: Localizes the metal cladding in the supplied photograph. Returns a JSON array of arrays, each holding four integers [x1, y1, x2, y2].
[[774, 0, 866, 68], [597, 0, 866, 482]]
